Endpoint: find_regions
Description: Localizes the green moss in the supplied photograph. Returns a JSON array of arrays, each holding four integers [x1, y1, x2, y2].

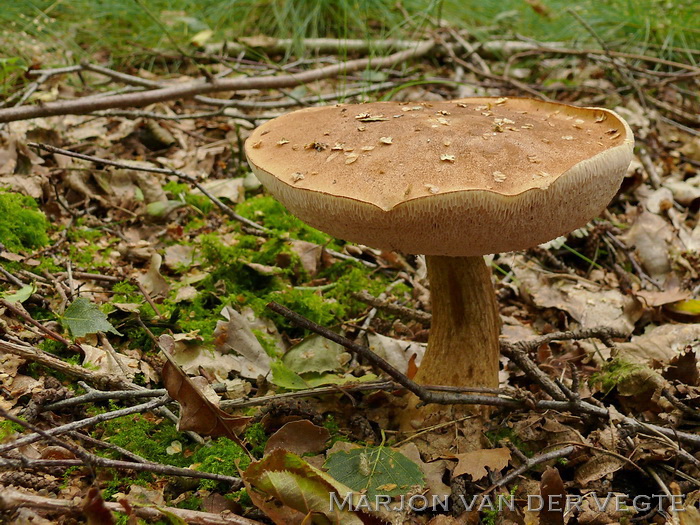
[[192, 437, 251, 489], [589, 359, 646, 395], [0, 420, 25, 441], [236, 195, 333, 245], [0, 191, 49, 252], [177, 495, 202, 510], [164, 180, 213, 214], [98, 415, 191, 467], [244, 423, 267, 458], [485, 427, 533, 458]]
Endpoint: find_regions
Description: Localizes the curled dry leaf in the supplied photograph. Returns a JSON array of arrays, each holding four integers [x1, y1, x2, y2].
[[619, 210, 674, 282], [160, 348, 250, 447], [214, 306, 272, 378], [513, 256, 641, 334], [586, 323, 700, 364], [539, 467, 565, 525], [137, 253, 170, 297], [82, 487, 115, 525], [264, 420, 330, 456]]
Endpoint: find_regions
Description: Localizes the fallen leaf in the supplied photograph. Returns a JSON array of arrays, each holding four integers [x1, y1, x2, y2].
[[367, 333, 425, 374], [243, 449, 380, 525], [289, 239, 323, 275], [283, 334, 349, 374], [449, 448, 511, 480], [62, 297, 121, 338], [264, 420, 330, 456], [163, 244, 199, 270], [574, 454, 626, 486], [324, 446, 425, 499], [587, 324, 700, 364], [664, 350, 700, 386], [81, 344, 138, 379], [619, 210, 673, 281], [214, 306, 271, 378], [160, 344, 250, 445], [539, 467, 565, 525], [398, 443, 451, 499], [82, 487, 115, 525], [635, 288, 690, 307], [137, 253, 170, 297], [513, 257, 641, 334]]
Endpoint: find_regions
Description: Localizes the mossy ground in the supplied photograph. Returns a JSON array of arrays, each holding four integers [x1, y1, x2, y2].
[[0, 191, 49, 253]]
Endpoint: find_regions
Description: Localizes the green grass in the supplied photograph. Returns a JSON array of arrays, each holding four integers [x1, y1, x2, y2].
[[2, 0, 697, 74]]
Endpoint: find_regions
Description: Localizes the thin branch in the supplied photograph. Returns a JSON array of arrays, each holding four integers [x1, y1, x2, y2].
[[0, 488, 260, 525], [485, 445, 577, 492], [0, 396, 169, 456], [266, 302, 700, 449], [0, 41, 435, 123]]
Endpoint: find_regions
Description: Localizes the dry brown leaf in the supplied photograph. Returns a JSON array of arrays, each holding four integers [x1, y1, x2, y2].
[[619, 210, 674, 281], [81, 344, 138, 379], [214, 306, 271, 378], [161, 354, 250, 447], [289, 239, 323, 276], [264, 420, 330, 456], [588, 324, 700, 364], [664, 350, 700, 386], [449, 447, 511, 480], [574, 453, 626, 487], [635, 287, 690, 307], [539, 467, 565, 525], [513, 257, 641, 334], [137, 253, 170, 297], [367, 333, 425, 375], [163, 244, 199, 270], [398, 442, 451, 499], [82, 487, 115, 525]]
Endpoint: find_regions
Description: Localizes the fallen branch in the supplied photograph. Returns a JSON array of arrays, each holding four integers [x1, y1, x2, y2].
[[0, 457, 241, 488], [0, 396, 169, 456], [0, 41, 434, 123], [351, 290, 432, 324], [0, 488, 259, 525], [266, 301, 700, 448]]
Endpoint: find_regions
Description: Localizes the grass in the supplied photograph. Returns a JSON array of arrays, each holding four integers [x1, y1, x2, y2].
[[2, 0, 698, 74]]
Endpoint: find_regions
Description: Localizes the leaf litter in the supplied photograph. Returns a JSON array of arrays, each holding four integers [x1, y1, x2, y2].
[[0, 23, 699, 525]]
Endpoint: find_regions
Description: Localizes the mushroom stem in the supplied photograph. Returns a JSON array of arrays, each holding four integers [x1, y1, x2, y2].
[[414, 255, 500, 388]]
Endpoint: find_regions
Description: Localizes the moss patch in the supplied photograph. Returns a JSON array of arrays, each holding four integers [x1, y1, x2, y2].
[[0, 191, 49, 252]]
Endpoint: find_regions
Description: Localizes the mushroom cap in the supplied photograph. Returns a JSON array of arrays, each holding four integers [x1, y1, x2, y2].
[[245, 97, 634, 256]]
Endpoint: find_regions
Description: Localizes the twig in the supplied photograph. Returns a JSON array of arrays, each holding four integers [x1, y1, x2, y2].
[[0, 488, 260, 524], [29, 142, 266, 232], [0, 396, 170, 456], [0, 42, 435, 123], [638, 146, 662, 189], [501, 343, 568, 401], [0, 337, 127, 389], [66, 431, 148, 463], [0, 456, 241, 488], [0, 407, 95, 477], [267, 302, 700, 449], [485, 445, 577, 492], [351, 290, 432, 324], [0, 299, 76, 349]]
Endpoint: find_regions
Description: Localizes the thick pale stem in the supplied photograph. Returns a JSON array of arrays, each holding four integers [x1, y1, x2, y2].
[[414, 255, 500, 388]]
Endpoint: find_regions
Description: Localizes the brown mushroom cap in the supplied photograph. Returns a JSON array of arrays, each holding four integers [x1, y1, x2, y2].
[[245, 97, 634, 256]]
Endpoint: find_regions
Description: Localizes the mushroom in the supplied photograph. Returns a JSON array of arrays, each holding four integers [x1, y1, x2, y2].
[[245, 97, 633, 422]]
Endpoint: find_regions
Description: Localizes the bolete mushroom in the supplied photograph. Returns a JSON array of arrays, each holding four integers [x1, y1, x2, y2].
[[245, 97, 633, 417]]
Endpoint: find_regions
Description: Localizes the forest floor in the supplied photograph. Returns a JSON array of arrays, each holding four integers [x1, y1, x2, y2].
[[0, 17, 700, 525]]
